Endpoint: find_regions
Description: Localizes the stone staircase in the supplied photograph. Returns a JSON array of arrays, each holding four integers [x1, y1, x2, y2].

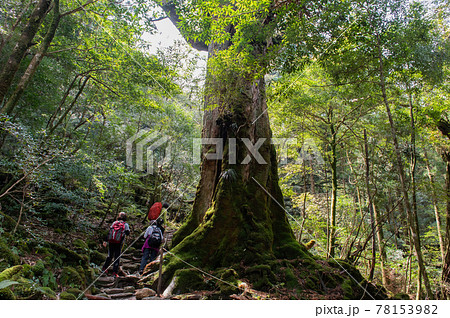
[[84, 229, 177, 300]]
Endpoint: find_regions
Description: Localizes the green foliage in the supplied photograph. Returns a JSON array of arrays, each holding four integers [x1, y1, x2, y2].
[[59, 291, 77, 300], [59, 266, 83, 288]]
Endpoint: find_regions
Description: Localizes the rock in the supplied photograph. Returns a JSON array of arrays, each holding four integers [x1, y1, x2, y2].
[[95, 276, 116, 288], [136, 288, 156, 300], [90, 250, 107, 264], [116, 275, 140, 288], [85, 293, 110, 300], [96, 276, 115, 284], [59, 266, 83, 288], [103, 288, 125, 295], [109, 292, 134, 299], [121, 263, 138, 271], [124, 286, 135, 293]]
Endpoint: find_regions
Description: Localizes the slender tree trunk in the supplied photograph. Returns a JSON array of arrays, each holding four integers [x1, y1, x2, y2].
[[0, 0, 52, 106], [328, 122, 337, 258], [436, 119, 450, 298], [409, 96, 423, 300], [424, 150, 445, 263], [47, 75, 90, 136], [2, 0, 60, 115], [310, 160, 315, 194], [364, 129, 376, 281], [373, 203, 389, 287], [442, 154, 450, 298], [376, 34, 432, 299]]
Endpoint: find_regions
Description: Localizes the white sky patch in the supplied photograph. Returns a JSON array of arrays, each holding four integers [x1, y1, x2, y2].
[[144, 18, 208, 64]]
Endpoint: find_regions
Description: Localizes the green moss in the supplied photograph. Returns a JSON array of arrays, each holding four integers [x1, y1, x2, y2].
[[39, 287, 57, 300], [0, 240, 20, 267], [244, 264, 276, 290], [59, 266, 83, 288], [173, 268, 208, 293], [59, 291, 77, 300], [341, 279, 354, 300], [73, 239, 88, 250], [283, 267, 298, 289], [83, 267, 95, 284], [86, 239, 98, 250], [33, 260, 45, 276], [0, 287, 16, 300], [0, 265, 23, 282], [0, 211, 16, 231], [327, 259, 364, 282], [13, 278, 37, 299], [392, 293, 411, 300], [21, 264, 34, 279], [65, 288, 82, 298], [217, 269, 239, 295], [45, 243, 89, 267], [89, 250, 106, 264]]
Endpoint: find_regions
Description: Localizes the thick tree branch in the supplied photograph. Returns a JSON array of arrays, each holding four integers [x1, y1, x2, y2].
[[160, 1, 208, 52]]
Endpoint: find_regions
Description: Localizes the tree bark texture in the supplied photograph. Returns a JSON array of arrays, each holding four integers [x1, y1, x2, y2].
[[2, 0, 60, 115], [0, 0, 52, 107]]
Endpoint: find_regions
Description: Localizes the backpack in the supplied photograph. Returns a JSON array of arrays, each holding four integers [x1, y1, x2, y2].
[[108, 221, 126, 244], [147, 202, 162, 221], [147, 225, 162, 248]]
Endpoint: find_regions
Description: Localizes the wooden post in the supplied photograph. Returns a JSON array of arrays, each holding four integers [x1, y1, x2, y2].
[[157, 244, 164, 296]]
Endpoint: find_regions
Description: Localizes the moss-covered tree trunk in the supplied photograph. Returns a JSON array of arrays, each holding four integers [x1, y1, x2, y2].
[[171, 39, 305, 272]]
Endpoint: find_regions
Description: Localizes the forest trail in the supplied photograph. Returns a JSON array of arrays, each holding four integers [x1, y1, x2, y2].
[[82, 228, 206, 300], [85, 248, 158, 300]]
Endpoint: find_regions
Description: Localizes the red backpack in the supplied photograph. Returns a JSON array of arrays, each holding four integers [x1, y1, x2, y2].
[[108, 221, 126, 243], [147, 202, 162, 220]]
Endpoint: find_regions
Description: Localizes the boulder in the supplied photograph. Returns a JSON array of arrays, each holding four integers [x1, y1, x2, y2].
[[136, 288, 156, 300]]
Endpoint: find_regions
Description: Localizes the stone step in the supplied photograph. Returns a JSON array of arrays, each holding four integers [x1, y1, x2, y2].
[[122, 263, 139, 271], [85, 293, 111, 300], [102, 288, 125, 295], [109, 292, 134, 299], [95, 276, 116, 288], [116, 275, 140, 288], [124, 286, 135, 293]]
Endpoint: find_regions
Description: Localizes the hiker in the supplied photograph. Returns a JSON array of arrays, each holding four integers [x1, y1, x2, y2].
[[147, 201, 169, 221], [139, 218, 165, 275], [102, 212, 130, 277]]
